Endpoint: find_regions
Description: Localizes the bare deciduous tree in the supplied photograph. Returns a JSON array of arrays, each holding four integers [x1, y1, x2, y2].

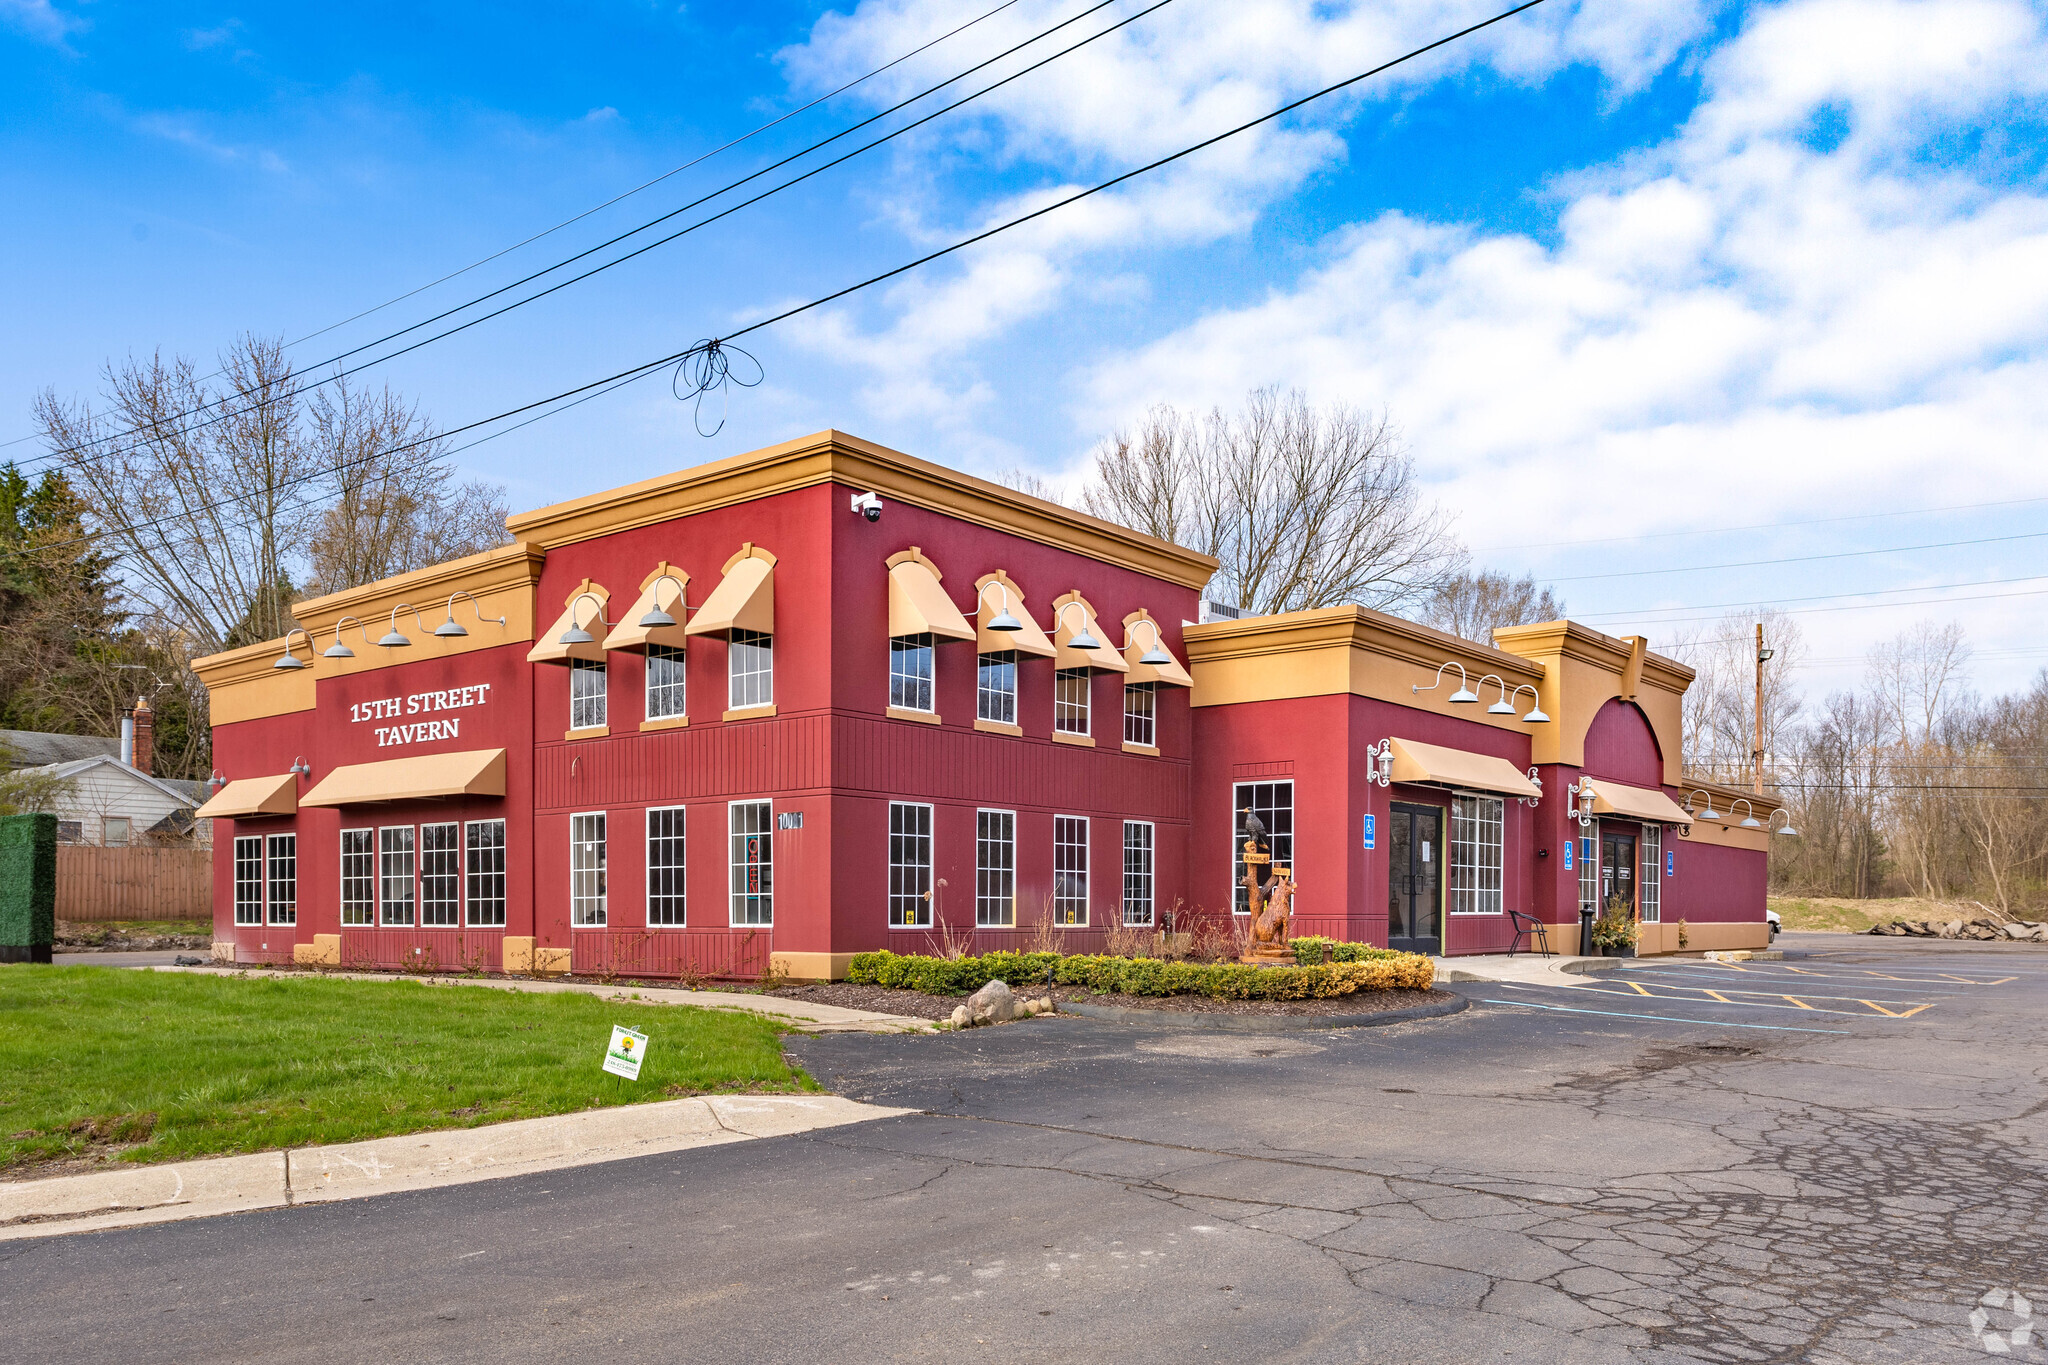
[[1419, 570, 1563, 644], [1081, 388, 1461, 616], [1668, 609, 1808, 787]]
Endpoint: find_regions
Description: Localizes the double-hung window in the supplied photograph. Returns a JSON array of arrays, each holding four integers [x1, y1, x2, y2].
[[729, 801, 773, 925], [341, 829, 376, 926], [888, 802, 933, 928], [1639, 825, 1662, 923], [646, 643, 686, 721], [1053, 815, 1089, 925], [265, 833, 297, 926], [1122, 821, 1154, 926], [976, 809, 1015, 927], [977, 651, 1017, 725], [420, 822, 460, 926], [1123, 683, 1155, 748], [379, 826, 416, 926], [570, 812, 607, 926], [466, 820, 507, 927], [729, 629, 773, 709], [569, 657, 607, 730], [1449, 794, 1504, 915], [1578, 830, 1598, 914], [890, 633, 934, 713], [648, 806, 686, 926], [1054, 669, 1091, 736], [1231, 782, 1294, 915], [233, 836, 263, 926]]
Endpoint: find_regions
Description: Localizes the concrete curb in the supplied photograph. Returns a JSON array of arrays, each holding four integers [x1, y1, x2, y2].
[[1053, 993, 1468, 1033], [0, 1094, 908, 1242], [139, 965, 936, 1034]]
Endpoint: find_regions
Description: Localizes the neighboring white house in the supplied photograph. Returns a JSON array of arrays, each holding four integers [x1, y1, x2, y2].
[[12, 754, 210, 846]]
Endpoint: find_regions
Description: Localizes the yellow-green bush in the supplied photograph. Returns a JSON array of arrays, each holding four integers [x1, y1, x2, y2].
[[846, 947, 1434, 998]]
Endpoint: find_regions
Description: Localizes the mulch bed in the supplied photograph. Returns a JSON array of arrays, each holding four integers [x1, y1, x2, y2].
[[753, 980, 1455, 1020]]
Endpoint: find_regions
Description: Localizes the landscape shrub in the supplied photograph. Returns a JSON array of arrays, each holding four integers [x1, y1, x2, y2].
[[847, 946, 1433, 997], [1290, 936, 1403, 966]]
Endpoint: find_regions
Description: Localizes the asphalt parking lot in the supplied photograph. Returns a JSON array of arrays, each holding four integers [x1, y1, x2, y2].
[[4, 934, 2045, 1364]]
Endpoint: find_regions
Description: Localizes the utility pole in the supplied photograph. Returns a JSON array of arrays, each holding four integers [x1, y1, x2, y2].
[[1753, 621, 1773, 795]]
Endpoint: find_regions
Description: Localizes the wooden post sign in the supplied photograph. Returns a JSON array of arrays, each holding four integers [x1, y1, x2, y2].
[[603, 1025, 649, 1080]]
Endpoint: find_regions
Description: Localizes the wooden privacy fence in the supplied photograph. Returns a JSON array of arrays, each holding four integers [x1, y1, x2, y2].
[[56, 846, 211, 922]]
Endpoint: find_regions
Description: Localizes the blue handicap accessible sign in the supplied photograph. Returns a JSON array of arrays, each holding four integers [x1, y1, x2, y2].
[[1363, 814, 1376, 849], [1562, 841, 1573, 869], [1667, 849, 1675, 877]]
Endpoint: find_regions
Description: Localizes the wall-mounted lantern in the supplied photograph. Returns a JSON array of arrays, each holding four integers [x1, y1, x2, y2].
[[1567, 779, 1596, 829], [1367, 738, 1393, 788]]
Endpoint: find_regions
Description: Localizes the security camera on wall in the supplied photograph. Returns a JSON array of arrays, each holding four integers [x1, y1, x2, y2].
[[851, 491, 882, 522]]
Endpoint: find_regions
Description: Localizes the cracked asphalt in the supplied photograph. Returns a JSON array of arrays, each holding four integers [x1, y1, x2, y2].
[[4, 933, 2045, 1363]]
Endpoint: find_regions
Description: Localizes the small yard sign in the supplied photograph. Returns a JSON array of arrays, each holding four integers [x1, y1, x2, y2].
[[603, 1025, 649, 1080]]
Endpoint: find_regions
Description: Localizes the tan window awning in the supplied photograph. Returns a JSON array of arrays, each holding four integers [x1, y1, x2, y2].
[[194, 772, 299, 820], [527, 580, 609, 664], [1122, 612, 1191, 687], [886, 549, 973, 641], [1388, 738, 1540, 800], [301, 749, 507, 807], [1052, 593, 1130, 673], [1586, 778, 1693, 825], [602, 562, 691, 653], [975, 571, 1055, 657], [685, 544, 775, 637]]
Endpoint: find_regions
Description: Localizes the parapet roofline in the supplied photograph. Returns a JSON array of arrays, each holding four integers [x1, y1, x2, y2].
[[502, 429, 1220, 590], [1490, 618, 1696, 690], [1183, 603, 1547, 682]]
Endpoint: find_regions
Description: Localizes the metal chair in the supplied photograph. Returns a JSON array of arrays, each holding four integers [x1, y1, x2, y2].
[[1506, 909, 1553, 957]]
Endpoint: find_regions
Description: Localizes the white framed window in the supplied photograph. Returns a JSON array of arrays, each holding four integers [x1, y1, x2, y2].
[[1449, 793, 1504, 915], [729, 800, 773, 925], [1231, 782, 1293, 915], [1578, 830, 1598, 913], [103, 816, 131, 847], [1639, 825, 1663, 923], [888, 801, 933, 928], [265, 833, 297, 926], [233, 836, 263, 926], [648, 806, 687, 926], [1054, 668, 1090, 735], [420, 822, 461, 926], [1053, 815, 1089, 925], [569, 657, 607, 730], [1123, 683, 1155, 748], [646, 643, 687, 721], [977, 650, 1016, 725], [890, 633, 934, 713], [1122, 821, 1154, 926], [570, 811, 607, 926], [465, 820, 507, 928], [729, 629, 774, 709], [379, 825, 416, 927], [340, 828, 376, 926], [976, 809, 1015, 927]]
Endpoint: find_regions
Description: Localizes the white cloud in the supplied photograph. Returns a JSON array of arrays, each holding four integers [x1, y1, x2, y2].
[[2, 0, 82, 46]]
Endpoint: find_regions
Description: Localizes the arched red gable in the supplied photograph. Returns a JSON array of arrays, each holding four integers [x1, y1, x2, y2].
[[1583, 698, 1664, 787]]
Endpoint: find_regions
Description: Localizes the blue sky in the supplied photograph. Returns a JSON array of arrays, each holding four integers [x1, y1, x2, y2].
[[4, 0, 2047, 700]]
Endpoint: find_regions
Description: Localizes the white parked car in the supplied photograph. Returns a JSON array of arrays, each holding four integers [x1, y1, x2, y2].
[[1765, 908, 1781, 938]]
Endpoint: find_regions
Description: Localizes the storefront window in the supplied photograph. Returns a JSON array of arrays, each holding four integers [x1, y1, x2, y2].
[[976, 809, 1015, 927], [647, 807, 686, 926], [570, 812, 607, 926], [420, 823, 460, 926], [890, 634, 934, 712], [978, 651, 1016, 725], [729, 800, 773, 925], [729, 630, 774, 710], [1232, 782, 1293, 915], [379, 826, 415, 927], [1054, 669, 1090, 735], [465, 820, 506, 928], [888, 801, 933, 927], [233, 836, 262, 926], [341, 829, 375, 926], [1123, 821, 1154, 926], [646, 644, 686, 721], [1578, 832, 1598, 913], [1640, 825, 1662, 923], [1053, 815, 1089, 925], [569, 657, 607, 730], [265, 833, 297, 926], [1123, 683, 1155, 748], [1448, 794, 1504, 915]]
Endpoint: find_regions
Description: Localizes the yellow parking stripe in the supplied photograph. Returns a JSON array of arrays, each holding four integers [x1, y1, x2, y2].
[[1781, 996, 1815, 1010], [1624, 980, 1652, 996], [1860, 1000, 1936, 1018], [1703, 990, 1732, 1003]]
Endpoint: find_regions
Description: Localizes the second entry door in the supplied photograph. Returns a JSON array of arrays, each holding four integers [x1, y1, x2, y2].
[[1387, 802, 1442, 955]]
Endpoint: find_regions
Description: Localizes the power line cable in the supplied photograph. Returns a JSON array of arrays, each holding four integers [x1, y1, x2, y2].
[[1548, 529, 2048, 585], [1482, 493, 2048, 553], [1579, 572, 2048, 623]]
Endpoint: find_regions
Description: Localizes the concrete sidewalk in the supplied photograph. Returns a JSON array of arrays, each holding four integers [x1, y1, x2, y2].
[[0, 1093, 909, 1241], [1432, 951, 1618, 985], [142, 964, 936, 1034]]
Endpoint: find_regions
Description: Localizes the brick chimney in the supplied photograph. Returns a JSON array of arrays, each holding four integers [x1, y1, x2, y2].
[[130, 696, 154, 776]]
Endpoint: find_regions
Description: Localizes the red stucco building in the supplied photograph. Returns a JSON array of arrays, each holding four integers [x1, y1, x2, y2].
[[195, 431, 1776, 976]]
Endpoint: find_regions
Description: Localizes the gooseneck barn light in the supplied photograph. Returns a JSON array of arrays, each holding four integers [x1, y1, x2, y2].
[[558, 592, 613, 646], [975, 582, 1023, 634], [1684, 790, 1723, 823], [379, 604, 431, 648], [1132, 618, 1174, 667], [1729, 797, 1764, 828], [323, 615, 375, 658], [1769, 808, 1800, 838], [1505, 683, 1550, 724], [1480, 674, 1517, 716], [1054, 600, 1101, 653], [272, 626, 314, 670], [437, 589, 507, 638], [637, 575, 687, 629], [1414, 661, 1479, 705]]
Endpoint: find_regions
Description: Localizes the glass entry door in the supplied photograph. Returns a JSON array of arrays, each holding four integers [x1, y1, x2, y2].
[[1387, 802, 1443, 955], [1600, 830, 1637, 917]]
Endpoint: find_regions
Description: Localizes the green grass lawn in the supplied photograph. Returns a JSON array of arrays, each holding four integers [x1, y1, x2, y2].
[[0, 967, 813, 1174]]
